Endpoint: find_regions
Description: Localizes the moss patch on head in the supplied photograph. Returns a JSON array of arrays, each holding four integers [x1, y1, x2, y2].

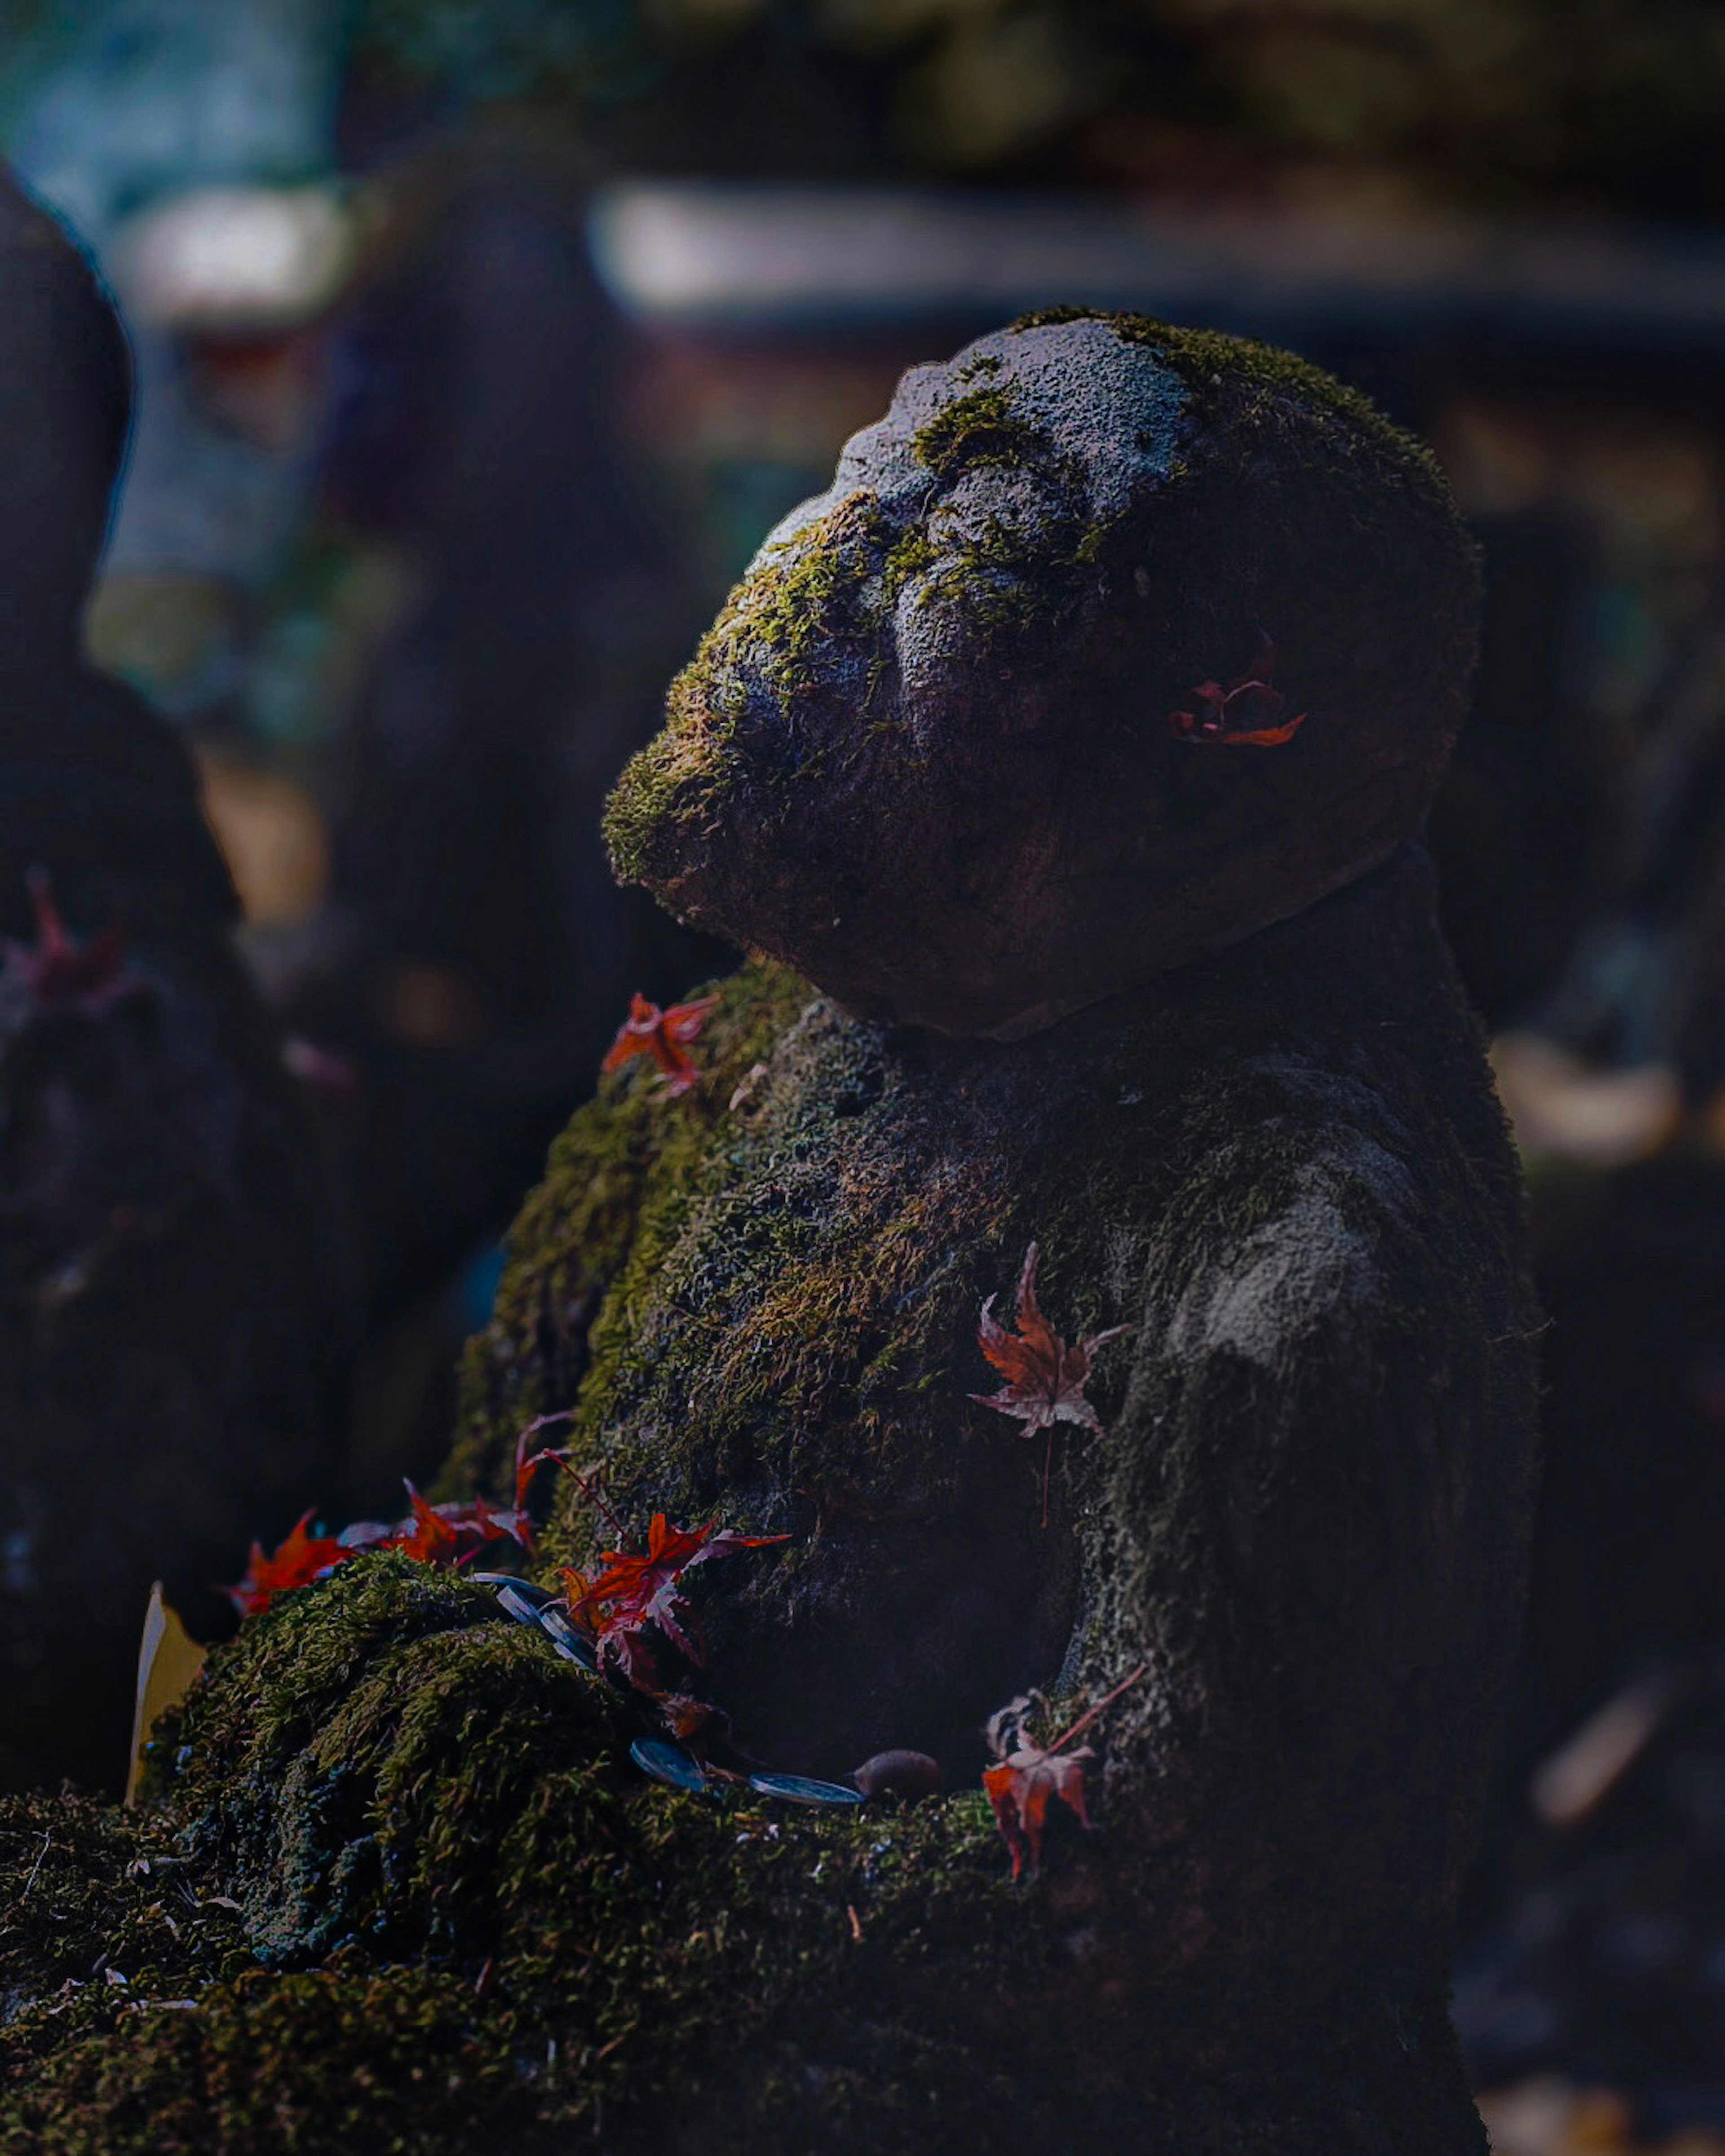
[[911, 382, 1039, 482], [601, 682, 732, 888]]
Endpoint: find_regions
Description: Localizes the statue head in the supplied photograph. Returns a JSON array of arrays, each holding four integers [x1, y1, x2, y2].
[[0, 171, 132, 675], [606, 312, 1476, 1037]]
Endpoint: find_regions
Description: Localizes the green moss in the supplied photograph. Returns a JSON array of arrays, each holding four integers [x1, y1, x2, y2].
[[160, 1555, 634, 1964], [0, 1790, 254, 2076], [446, 963, 803, 1511], [880, 521, 938, 601], [911, 383, 1038, 481], [456, 954, 1158, 1559], [3, 1962, 529, 2156], [893, 501, 1119, 645], [599, 659, 729, 888], [603, 493, 893, 884], [0, 1550, 1053, 2155]]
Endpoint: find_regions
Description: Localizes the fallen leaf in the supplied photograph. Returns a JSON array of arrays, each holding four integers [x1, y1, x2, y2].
[[602, 991, 720, 1098], [127, 1584, 207, 1806], [972, 1242, 1128, 1523], [982, 1663, 1146, 1879], [225, 1511, 353, 1615], [561, 1513, 788, 1690], [983, 1741, 1095, 1881], [1168, 639, 1306, 747], [384, 1484, 471, 1567]]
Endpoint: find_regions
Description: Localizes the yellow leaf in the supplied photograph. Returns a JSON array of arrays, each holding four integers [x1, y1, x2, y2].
[[126, 1582, 206, 1807]]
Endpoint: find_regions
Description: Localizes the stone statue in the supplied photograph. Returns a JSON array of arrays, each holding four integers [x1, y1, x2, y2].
[[0, 312, 1537, 2156]]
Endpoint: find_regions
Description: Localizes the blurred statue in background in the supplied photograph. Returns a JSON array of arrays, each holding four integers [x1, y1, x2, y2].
[[287, 147, 721, 1330], [0, 169, 349, 1792]]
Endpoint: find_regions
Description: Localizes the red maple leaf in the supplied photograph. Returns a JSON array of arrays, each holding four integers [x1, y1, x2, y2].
[[226, 1511, 353, 1615], [982, 1663, 1146, 1879], [1168, 639, 1306, 747], [384, 1484, 473, 1566], [972, 1243, 1128, 1524], [560, 1513, 788, 1691], [227, 1417, 581, 1618], [601, 992, 721, 1098], [327, 1482, 529, 1571]]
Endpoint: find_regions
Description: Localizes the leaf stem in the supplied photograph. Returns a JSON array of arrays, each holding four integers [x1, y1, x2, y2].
[[549, 1456, 628, 1542], [1048, 1661, 1148, 1755], [515, 1410, 629, 1540]]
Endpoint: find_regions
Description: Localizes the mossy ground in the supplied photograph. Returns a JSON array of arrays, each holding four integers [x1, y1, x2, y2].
[[0, 1555, 1053, 2156]]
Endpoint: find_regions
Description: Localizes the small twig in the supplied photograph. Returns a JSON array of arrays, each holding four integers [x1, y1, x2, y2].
[[14, 1829, 50, 1904], [516, 1409, 579, 1452], [1048, 1662, 1149, 1756]]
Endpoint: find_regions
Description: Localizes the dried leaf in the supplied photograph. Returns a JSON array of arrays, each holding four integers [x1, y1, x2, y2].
[[1168, 639, 1306, 748], [127, 1583, 206, 1806], [982, 1663, 1147, 1878], [983, 1741, 1095, 1880], [971, 1243, 1128, 1523], [601, 991, 721, 1098]]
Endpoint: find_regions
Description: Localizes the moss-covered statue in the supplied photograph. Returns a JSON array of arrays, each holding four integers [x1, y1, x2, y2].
[[0, 313, 1538, 2156]]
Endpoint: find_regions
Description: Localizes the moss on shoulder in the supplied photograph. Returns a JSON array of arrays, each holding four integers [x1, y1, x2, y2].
[[446, 961, 812, 1508]]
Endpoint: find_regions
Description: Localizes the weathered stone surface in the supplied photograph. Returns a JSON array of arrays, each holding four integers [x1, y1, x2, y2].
[[606, 312, 1476, 1037]]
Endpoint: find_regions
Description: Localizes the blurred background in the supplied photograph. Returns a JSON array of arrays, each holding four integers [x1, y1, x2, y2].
[[7, 0, 1725, 2144]]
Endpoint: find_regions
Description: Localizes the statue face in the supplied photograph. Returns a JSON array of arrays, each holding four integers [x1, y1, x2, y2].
[[606, 316, 1476, 1037]]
